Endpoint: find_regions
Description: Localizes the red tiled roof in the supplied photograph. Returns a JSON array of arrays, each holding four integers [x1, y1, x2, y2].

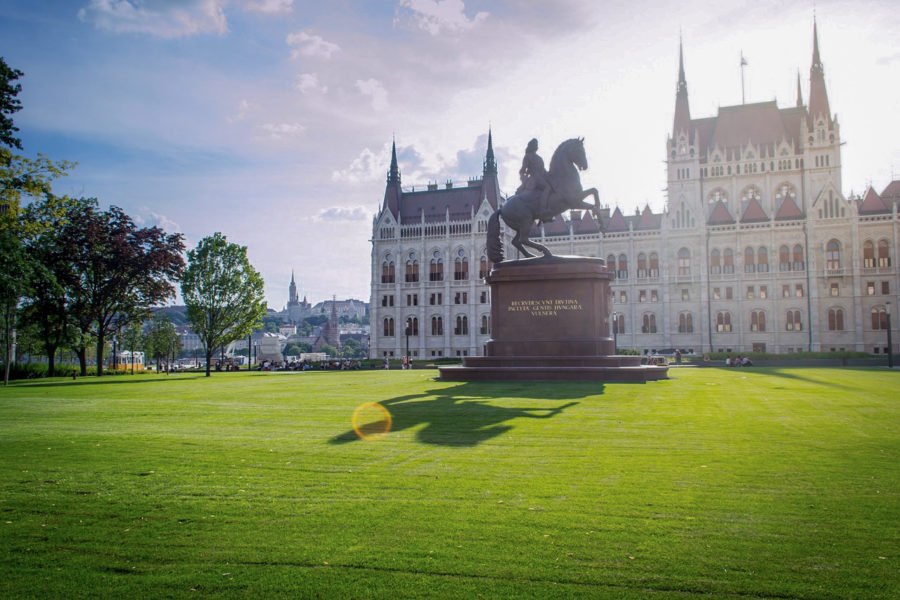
[[693, 103, 805, 160], [858, 187, 890, 214], [544, 214, 569, 236], [775, 195, 803, 220], [708, 200, 735, 225], [398, 186, 480, 224], [606, 207, 628, 232], [880, 180, 900, 203], [636, 205, 661, 230], [573, 210, 600, 234], [740, 198, 769, 223]]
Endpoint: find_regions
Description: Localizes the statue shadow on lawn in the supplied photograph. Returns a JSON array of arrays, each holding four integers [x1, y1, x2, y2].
[[329, 380, 600, 447]]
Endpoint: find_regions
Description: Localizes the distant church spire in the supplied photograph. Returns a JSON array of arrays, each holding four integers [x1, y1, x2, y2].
[[387, 137, 401, 185], [796, 70, 803, 107], [483, 127, 497, 177], [288, 270, 298, 305], [808, 18, 832, 127], [672, 38, 691, 138]]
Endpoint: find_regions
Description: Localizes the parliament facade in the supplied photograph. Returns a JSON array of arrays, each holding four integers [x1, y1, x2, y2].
[[370, 22, 898, 359]]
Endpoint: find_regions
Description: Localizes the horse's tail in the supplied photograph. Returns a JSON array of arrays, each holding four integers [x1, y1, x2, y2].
[[486, 209, 504, 264]]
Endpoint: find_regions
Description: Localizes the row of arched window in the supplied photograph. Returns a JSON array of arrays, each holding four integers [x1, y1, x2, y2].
[[605, 239, 892, 280], [382, 315, 490, 337], [382, 251, 492, 284], [609, 307, 892, 334]]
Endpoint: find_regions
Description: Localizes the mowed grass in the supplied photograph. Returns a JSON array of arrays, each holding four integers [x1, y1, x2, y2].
[[0, 367, 897, 599]]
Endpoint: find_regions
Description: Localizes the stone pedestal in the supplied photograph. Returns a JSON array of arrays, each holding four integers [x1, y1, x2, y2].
[[439, 256, 667, 382]]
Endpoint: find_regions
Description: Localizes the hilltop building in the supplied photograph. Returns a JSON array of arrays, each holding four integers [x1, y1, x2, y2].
[[369, 21, 898, 357]]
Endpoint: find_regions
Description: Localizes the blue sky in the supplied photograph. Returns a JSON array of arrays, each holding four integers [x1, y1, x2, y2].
[[2, 0, 898, 308]]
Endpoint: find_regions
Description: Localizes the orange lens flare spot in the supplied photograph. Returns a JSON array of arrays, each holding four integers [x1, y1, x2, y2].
[[352, 403, 392, 441]]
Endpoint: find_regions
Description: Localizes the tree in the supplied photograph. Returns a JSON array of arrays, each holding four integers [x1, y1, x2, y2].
[[0, 228, 28, 385], [122, 320, 144, 375], [318, 344, 338, 358], [181, 233, 267, 377], [1, 57, 23, 150], [341, 337, 364, 359], [144, 315, 178, 374], [61, 200, 184, 376]]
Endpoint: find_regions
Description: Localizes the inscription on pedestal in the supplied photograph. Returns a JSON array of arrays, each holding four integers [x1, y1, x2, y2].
[[506, 298, 584, 317]]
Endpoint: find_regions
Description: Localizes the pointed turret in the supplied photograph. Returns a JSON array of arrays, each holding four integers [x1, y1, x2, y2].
[[795, 70, 803, 107], [382, 138, 402, 216], [288, 270, 299, 305], [672, 39, 691, 138], [808, 19, 832, 127], [483, 127, 497, 177]]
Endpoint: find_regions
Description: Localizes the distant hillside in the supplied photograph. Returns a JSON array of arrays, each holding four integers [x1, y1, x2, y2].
[[152, 305, 188, 326]]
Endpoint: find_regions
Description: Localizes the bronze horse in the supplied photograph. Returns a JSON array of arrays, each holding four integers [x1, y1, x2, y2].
[[486, 138, 601, 263]]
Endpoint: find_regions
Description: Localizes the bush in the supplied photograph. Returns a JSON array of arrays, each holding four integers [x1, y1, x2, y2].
[[3, 362, 145, 380]]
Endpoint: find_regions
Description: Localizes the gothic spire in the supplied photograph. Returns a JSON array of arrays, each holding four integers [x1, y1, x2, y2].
[[808, 18, 832, 127], [483, 127, 497, 176], [796, 70, 803, 107], [386, 137, 401, 185], [672, 38, 691, 138]]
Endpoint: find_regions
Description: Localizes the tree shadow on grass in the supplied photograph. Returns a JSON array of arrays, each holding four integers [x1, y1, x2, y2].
[[743, 366, 865, 391], [329, 380, 598, 447], [6, 374, 208, 388]]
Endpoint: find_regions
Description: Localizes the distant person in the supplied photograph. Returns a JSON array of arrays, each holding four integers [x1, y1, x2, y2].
[[675, 349, 682, 364]]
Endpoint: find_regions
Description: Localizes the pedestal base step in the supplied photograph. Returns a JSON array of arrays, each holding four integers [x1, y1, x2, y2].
[[439, 356, 668, 382]]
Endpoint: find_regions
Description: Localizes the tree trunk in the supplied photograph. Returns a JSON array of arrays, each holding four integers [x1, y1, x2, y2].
[[96, 332, 105, 377], [205, 348, 212, 377], [46, 343, 57, 378], [76, 347, 87, 376]]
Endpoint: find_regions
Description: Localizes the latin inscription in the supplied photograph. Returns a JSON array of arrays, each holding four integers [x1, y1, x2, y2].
[[506, 298, 583, 317]]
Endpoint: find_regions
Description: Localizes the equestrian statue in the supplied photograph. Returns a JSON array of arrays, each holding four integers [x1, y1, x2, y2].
[[486, 137, 603, 263]]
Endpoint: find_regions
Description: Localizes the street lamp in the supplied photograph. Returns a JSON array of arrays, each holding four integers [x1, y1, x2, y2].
[[611, 312, 619, 354], [405, 318, 412, 369], [887, 304, 894, 369]]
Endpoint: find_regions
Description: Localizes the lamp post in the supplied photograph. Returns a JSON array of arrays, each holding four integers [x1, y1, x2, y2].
[[248, 335, 252, 371], [887, 304, 894, 369], [611, 312, 619, 354], [405, 318, 412, 369]]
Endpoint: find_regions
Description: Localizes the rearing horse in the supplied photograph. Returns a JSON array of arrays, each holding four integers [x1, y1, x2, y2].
[[486, 138, 601, 263]]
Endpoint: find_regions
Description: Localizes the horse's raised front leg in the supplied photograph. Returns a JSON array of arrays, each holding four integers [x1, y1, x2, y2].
[[569, 188, 601, 214], [522, 237, 552, 257], [511, 230, 534, 258]]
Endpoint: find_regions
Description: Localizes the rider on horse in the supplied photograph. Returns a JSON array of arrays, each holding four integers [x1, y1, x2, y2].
[[517, 138, 554, 223]]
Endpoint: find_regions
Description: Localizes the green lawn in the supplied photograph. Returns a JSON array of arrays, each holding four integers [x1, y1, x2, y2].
[[0, 367, 897, 599]]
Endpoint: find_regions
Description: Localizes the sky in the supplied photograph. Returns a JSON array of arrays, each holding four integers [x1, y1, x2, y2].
[[2, 0, 898, 309]]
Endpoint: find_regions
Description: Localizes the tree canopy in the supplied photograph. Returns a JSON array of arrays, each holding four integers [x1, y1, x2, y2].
[[181, 232, 266, 377]]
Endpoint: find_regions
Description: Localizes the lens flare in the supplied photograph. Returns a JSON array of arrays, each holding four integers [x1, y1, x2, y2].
[[352, 403, 392, 441]]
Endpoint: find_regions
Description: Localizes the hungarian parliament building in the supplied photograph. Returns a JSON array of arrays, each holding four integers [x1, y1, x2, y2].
[[370, 22, 898, 359]]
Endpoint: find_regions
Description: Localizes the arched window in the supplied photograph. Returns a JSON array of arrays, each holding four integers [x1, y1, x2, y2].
[[828, 308, 844, 331], [431, 316, 443, 336], [757, 247, 769, 272], [637, 253, 647, 278], [786, 310, 803, 331], [405, 252, 419, 282], [678, 312, 693, 333], [744, 247, 755, 273], [825, 240, 840, 270], [716, 311, 732, 332], [863, 241, 876, 268], [641, 313, 657, 334], [878, 240, 891, 267], [617, 254, 628, 279], [709, 249, 721, 274], [871, 307, 888, 330], [792, 244, 805, 271], [382, 255, 395, 283], [649, 252, 659, 277], [383, 317, 395, 336], [479, 254, 490, 279], [430, 251, 444, 281], [454, 315, 468, 335], [678, 248, 691, 276], [454, 249, 468, 281], [480, 314, 490, 334], [779, 245, 791, 271], [750, 310, 766, 332], [723, 248, 734, 274], [406, 317, 418, 336], [612, 313, 625, 334]]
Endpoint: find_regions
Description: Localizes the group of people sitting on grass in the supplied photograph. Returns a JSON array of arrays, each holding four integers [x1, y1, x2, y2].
[[725, 355, 753, 367]]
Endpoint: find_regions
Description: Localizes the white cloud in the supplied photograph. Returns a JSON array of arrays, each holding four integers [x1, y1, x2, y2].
[[286, 30, 340, 59], [260, 122, 306, 138], [243, 0, 293, 14], [135, 208, 182, 234], [332, 146, 386, 184], [294, 73, 327, 95], [78, 0, 228, 38], [355, 78, 388, 111], [395, 0, 488, 35], [227, 99, 255, 123], [315, 206, 371, 221]]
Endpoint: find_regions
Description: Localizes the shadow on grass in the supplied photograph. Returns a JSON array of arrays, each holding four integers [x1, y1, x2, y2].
[[7, 374, 209, 388], [330, 380, 596, 447], [728, 366, 868, 391]]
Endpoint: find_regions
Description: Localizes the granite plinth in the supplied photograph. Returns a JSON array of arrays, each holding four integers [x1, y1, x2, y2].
[[438, 255, 668, 382]]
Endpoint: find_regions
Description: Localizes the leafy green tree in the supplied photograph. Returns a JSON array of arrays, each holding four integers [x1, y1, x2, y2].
[[318, 344, 338, 358], [304, 315, 328, 327], [296, 341, 313, 354], [181, 232, 267, 377], [144, 315, 178, 374], [283, 343, 302, 357], [0, 57, 23, 150], [60, 200, 184, 376], [341, 337, 364, 358], [0, 228, 28, 385], [122, 320, 144, 374]]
